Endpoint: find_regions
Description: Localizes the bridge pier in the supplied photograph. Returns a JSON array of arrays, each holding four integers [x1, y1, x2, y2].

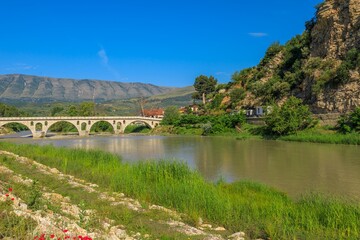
[[33, 131, 46, 138], [79, 130, 89, 137]]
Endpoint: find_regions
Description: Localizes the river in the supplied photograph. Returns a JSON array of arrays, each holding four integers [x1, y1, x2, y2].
[[1, 134, 360, 199]]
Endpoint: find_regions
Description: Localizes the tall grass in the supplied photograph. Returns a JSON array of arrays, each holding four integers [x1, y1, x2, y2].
[[280, 131, 360, 145], [0, 142, 359, 239]]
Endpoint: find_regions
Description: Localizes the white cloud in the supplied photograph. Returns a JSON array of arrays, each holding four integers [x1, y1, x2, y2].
[[97, 46, 121, 81], [97, 47, 109, 65], [5, 63, 38, 71], [248, 32, 268, 37]]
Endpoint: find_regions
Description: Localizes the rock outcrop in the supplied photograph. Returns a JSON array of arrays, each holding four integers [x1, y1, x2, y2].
[[311, 0, 360, 59]]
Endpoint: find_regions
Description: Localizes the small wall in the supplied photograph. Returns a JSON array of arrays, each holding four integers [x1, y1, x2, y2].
[[314, 113, 342, 126], [246, 117, 265, 125]]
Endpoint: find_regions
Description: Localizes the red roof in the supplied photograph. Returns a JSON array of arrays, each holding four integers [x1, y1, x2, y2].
[[143, 108, 164, 117]]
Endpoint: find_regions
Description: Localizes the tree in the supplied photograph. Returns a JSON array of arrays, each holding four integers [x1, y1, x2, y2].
[[161, 106, 180, 125], [67, 105, 78, 116], [337, 107, 360, 133], [265, 97, 313, 135], [229, 88, 246, 106], [50, 106, 64, 116], [193, 75, 217, 105], [79, 102, 95, 116]]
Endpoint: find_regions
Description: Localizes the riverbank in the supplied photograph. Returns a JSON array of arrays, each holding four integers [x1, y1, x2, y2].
[[0, 142, 359, 239], [152, 124, 360, 145], [0, 147, 230, 240]]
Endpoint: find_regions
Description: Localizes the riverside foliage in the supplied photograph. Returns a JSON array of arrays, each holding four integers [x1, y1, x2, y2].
[[161, 111, 246, 135], [0, 142, 358, 239]]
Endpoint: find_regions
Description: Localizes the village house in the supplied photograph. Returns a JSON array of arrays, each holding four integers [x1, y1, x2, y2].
[[143, 108, 164, 118]]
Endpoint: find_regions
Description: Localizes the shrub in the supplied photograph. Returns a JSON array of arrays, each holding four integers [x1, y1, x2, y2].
[[265, 97, 313, 135], [337, 108, 360, 133], [260, 42, 283, 66], [161, 106, 181, 125]]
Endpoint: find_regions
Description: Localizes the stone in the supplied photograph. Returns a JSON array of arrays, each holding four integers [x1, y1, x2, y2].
[[228, 231, 246, 240], [214, 227, 226, 231]]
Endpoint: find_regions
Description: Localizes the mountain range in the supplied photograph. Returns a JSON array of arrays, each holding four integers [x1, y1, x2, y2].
[[0, 74, 179, 103]]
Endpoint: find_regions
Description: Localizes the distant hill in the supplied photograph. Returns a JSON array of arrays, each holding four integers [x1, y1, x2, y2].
[[0, 74, 178, 103]]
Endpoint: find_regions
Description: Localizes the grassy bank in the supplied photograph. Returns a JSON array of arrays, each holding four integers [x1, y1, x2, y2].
[[279, 131, 360, 145], [0, 142, 359, 239]]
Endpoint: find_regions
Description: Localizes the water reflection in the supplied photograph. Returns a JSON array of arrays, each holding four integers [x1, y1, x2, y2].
[[2, 135, 360, 199]]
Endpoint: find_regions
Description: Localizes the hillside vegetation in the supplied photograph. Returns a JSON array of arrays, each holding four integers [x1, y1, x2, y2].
[[203, 0, 359, 114]]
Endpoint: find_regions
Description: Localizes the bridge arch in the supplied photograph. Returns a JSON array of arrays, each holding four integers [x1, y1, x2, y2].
[[46, 121, 80, 136], [0, 120, 40, 137], [89, 120, 116, 134], [0, 122, 30, 135], [123, 120, 154, 133]]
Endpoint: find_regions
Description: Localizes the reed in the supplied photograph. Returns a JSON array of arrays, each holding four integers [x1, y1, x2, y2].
[[0, 142, 359, 239]]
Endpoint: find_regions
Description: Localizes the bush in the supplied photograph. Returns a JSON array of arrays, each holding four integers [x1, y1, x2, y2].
[[337, 108, 360, 133], [229, 88, 246, 105], [161, 106, 181, 125], [260, 42, 283, 66], [265, 97, 313, 135]]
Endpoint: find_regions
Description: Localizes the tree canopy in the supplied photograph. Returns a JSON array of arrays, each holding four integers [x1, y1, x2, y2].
[[193, 75, 217, 104]]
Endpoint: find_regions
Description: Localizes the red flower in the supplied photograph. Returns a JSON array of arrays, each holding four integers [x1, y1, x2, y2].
[[5, 194, 9, 197], [50, 234, 55, 238], [63, 229, 68, 233], [34, 236, 39, 240], [11, 198, 14, 201], [8, 188, 12, 192], [65, 236, 70, 239]]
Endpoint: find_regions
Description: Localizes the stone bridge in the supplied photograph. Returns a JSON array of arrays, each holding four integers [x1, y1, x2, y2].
[[0, 116, 162, 138]]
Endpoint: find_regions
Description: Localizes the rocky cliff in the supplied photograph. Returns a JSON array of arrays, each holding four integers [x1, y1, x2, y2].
[[310, 0, 360, 113], [310, 0, 359, 59], [0, 74, 176, 103]]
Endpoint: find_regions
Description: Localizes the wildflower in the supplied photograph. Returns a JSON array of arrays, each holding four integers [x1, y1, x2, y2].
[[11, 198, 14, 201], [8, 187, 12, 192], [50, 234, 55, 238], [63, 229, 69, 233], [5, 194, 9, 197]]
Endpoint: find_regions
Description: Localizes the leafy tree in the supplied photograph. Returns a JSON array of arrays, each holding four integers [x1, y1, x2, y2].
[[50, 106, 64, 116], [67, 105, 78, 116], [260, 42, 283, 66], [79, 102, 95, 116], [193, 75, 217, 105], [231, 68, 254, 89], [0, 103, 23, 117], [211, 94, 225, 109], [265, 97, 313, 135], [161, 106, 180, 125], [337, 108, 360, 133], [229, 88, 246, 106]]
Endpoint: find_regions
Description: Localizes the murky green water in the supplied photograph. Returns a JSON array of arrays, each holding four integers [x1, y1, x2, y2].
[[2, 135, 360, 199]]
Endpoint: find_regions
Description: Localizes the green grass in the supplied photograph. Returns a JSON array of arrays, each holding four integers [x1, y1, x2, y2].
[[0, 142, 359, 239], [279, 129, 360, 145], [0, 154, 202, 240]]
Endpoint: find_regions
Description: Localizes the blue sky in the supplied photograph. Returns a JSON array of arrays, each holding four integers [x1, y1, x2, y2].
[[0, 0, 322, 87]]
